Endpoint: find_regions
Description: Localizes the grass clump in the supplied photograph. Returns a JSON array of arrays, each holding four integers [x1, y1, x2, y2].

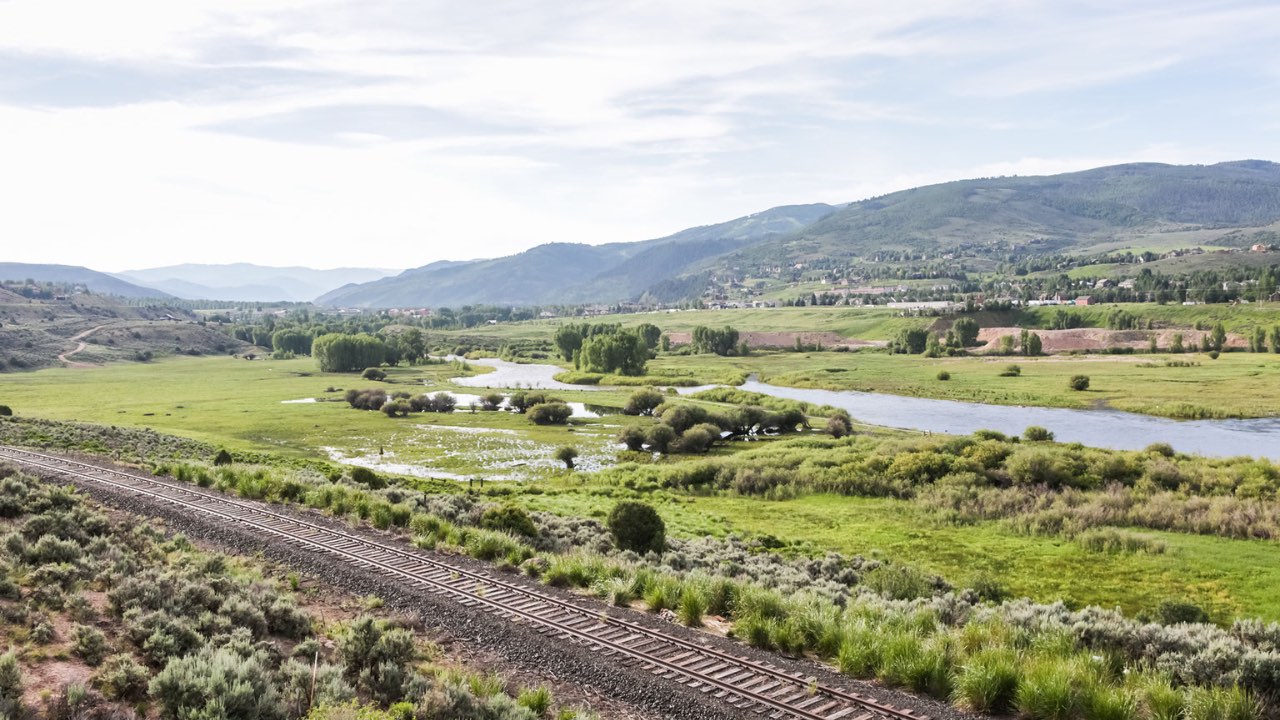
[[517, 686, 553, 717], [677, 588, 707, 627], [953, 647, 1021, 713]]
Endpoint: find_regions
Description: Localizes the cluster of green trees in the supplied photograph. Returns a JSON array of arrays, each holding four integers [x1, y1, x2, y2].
[[578, 332, 649, 375], [690, 326, 741, 355], [891, 317, 1010, 356], [1247, 326, 1280, 352], [555, 322, 661, 375], [312, 333, 387, 372], [270, 328, 314, 356]]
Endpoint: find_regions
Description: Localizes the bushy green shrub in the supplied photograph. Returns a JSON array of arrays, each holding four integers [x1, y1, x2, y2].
[[617, 426, 647, 451], [27, 534, 83, 564], [150, 646, 284, 720], [1005, 447, 1073, 488], [1023, 425, 1054, 442], [350, 467, 385, 490], [644, 424, 676, 454], [606, 502, 665, 554], [72, 624, 110, 665], [528, 403, 573, 425], [826, 411, 853, 438], [554, 446, 578, 469], [345, 389, 388, 411], [623, 389, 665, 416], [1070, 374, 1091, 391], [31, 617, 57, 644], [480, 505, 538, 538], [0, 651, 19, 717], [337, 616, 417, 704], [1155, 599, 1210, 625], [279, 659, 354, 718]]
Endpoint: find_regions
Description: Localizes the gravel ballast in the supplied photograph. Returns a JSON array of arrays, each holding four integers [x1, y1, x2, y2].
[[19, 452, 974, 720]]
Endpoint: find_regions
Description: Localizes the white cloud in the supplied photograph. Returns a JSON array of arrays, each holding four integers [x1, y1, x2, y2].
[[0, 1, 1277, 272]]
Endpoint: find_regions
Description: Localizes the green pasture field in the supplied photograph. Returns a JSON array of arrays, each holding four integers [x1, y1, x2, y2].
[[1011, 303, 1280, 334], [437, 306, 928, 343], [518, 484, 1280, 622], [624, 349, 1280, 418], [461, 301, 1280, 348]]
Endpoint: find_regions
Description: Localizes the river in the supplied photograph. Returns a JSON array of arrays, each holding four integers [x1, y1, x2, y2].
[[451, 358, 1280, 460]]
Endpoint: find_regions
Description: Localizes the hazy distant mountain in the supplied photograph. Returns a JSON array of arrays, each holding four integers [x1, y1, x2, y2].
[[316, 204, 837, 308], [0, 263, 170, 298], [116, 263, 400, 302]]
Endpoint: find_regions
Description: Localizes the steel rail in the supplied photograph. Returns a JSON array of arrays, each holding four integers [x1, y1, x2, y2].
[[0, 445, 925, 720]]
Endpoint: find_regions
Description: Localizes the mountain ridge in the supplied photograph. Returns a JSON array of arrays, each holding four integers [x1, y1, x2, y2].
[[0, 263, 171, 299], [116, 263, 400, 302], [319, 160, 1280, 307], [316, 203, 838, 308]]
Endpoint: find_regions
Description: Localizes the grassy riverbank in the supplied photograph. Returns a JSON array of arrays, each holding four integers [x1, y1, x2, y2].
[[637, 350, 1280, 418]]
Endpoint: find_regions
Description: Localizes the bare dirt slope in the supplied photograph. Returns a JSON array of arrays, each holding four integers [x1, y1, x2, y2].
[[666, 330, 884, 349], [976, 327, 1248, 353]]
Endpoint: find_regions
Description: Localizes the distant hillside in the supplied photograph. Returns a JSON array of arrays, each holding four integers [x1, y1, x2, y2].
[[317, 204, 836, 308], [314, 161, 1280, 308], [0, 292, 250, 372], [117, 263, 399, 302], [722, 160, 1280, 268], [0, 263, 170, 299]]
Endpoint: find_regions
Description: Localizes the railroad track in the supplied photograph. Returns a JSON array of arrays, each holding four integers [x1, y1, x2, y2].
[[0, 445, 926, 720]]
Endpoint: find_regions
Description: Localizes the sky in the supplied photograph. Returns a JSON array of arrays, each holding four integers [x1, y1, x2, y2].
[[1, 1, 1278, 272]]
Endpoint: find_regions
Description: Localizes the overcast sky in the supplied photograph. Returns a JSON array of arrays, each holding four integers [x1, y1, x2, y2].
[[2, 1, 1278, 272]]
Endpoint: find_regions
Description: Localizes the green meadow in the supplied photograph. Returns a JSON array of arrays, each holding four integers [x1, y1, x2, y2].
[[2, 354, 1280, 621], [519, 487, 1280, 622]]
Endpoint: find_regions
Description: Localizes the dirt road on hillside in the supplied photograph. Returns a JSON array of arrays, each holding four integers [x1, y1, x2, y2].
[[57, 325, 107, 367]]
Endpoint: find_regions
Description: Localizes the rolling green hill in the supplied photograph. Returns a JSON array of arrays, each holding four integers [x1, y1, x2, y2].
[[721, 160, 1280, 268]]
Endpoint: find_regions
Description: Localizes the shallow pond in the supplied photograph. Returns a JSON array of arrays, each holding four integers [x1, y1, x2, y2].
[[450, 357, 603, 391]]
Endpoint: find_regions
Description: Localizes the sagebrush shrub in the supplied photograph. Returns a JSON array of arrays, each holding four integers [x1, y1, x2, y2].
[[92, 654, 149, 702]]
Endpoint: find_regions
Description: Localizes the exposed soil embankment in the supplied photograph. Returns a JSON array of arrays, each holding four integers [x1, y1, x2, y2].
[[666, 330, 884, 349], [976, 327, 1248, 353]]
